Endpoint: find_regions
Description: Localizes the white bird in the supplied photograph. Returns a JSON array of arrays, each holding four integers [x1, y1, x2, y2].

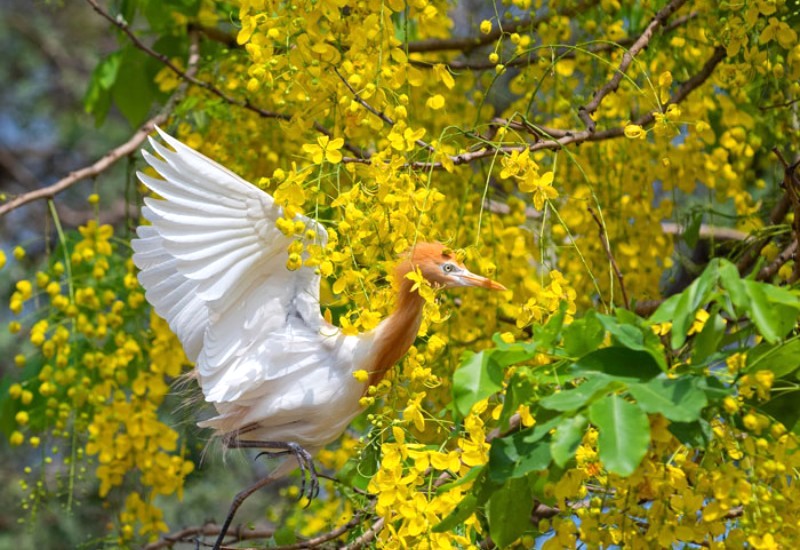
[[131, 128, 505, 548]]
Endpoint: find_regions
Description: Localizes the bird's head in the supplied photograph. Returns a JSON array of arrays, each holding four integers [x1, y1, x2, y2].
[[398, 242, 506, 291]]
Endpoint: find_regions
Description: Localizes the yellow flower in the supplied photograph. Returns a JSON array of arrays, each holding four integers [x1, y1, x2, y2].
[[15, 411, 29, 425], [426, 94, 445, 110], [688, 309, 710, 335], [302, 135, 344, 164], [624, 124, 647, 139], [353, 369, 369, 383], [480, 20, 492, 34], [519, 170, 557, 210]]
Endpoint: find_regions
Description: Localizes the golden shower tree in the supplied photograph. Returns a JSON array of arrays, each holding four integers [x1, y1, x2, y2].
[[3, 0, 800, 547]]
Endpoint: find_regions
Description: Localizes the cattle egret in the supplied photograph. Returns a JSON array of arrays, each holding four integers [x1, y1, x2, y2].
[[131, 128, 506, 548]]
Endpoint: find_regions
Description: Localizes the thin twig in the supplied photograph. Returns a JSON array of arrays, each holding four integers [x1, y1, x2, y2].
[[340, 517, 384, 550], [0, 26, 204, 218], [588, 207, 631, 309], [84, 0, 367, 158], [332, 66, 434, 153], [756, 241, 798, 281], [413, 12, 698, 72], [578, 0, 689, 133], [143, 523, 275, 550], [405, 0, 596, 54], [345, 44, 724, 172]]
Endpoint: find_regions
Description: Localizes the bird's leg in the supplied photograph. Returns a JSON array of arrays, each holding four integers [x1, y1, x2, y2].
[[211, 438, 320, 549]]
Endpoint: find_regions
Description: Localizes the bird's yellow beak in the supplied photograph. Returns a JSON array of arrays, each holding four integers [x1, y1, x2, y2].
[[458, 271, 507, 291]]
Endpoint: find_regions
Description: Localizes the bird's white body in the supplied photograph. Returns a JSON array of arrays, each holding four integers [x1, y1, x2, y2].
[[132, 129, 373, 452]]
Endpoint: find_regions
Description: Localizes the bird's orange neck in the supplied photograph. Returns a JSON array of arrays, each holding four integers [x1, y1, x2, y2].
[[366, 274, 425, 388]]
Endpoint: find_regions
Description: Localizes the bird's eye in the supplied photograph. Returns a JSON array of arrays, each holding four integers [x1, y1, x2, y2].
[[442, 263, 455, 273]]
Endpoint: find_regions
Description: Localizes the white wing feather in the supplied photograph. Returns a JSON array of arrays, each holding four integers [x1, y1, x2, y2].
[[132, 129, 369, 445]]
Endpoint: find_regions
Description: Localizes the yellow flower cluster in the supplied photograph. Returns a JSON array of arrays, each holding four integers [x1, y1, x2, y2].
[[6, 219, 193, 543], [368, 403, 490, 548]]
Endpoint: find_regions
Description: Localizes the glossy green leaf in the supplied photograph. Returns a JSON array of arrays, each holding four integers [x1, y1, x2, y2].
[[452, 350, 504, 417], [539, 376, 613, 412], [589, 395, 650, 476], [488, 476, 533, 548], [668, 264, 718, 349], [570, 347, 662, 381], [551, 414, 588, 467], [84, 51, 122, 125], [563, 312, 605, 357], [746, 338, 800, 378], [628, 376, 707, 422], [498, 368, 536, 429], [488, 431, 552, 483], [693, 312, 726, 363], [669, 419, 712, 448]]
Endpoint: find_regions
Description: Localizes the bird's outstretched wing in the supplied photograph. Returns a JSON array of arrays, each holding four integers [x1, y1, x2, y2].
[[132, 128, 331, 404]]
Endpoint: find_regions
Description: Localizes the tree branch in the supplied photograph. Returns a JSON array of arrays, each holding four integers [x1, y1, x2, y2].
[[414, 13, 699, 72], [578, 0, 689, 132], [333, 67, 434, 153], [143, 523, 275, 550], [84, 0, 367, 158], [0, 26, 204, 218], [405, 0, 596, 54]]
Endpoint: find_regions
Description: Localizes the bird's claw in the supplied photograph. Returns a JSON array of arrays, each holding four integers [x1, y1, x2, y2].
[[286, 442, 319, 506], [247, 441, 319, 506]]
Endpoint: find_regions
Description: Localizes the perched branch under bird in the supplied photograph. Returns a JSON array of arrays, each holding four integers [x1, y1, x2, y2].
[[131, 128, 506, 549]]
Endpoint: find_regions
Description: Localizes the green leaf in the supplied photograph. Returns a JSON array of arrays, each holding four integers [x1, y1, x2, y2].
[[488, 431, 552, 483], [551, 414, 588, 467], [435, 464, 483, 494], [84, 51, 122, 125], [693, 312, 726, 364], [589, 395, 650, 476], [452, 350, 504, 417], [488, 476, 533, 548], [742, 280, 783, 343], [628, 376, 708, 422], [112, 47, 156, 127], [746, 338, 800, 378], [498, 368, 536, 429], [668, 264, 718, 349], [539, 376, 614, 412], [531, 304, 567, 350], [570, 347, 662, 382], [669, 419, 712, 447], [563, 312, 605, 357], [683, 211, 703, 249], [597, 313, 667, 371]]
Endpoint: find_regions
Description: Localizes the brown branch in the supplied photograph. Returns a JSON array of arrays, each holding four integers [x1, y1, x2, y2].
[[412, 12, 698, 71], [84, 0, 367, 158], [364, 42, 724, 172], [756, 241, 798, 281], [588, 207, 631, 309], [143, 523, 275, 550], [0, 26, 204, 218], [406, 0, 596, 54], [340, 517, 385, 550], [332, 66, 434, 153], [0, 106, 165, 219], [85, 0, 288, 122], [578, 0, 689, 132]]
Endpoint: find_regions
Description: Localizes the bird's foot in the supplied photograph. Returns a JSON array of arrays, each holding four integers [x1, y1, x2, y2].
[[253, 442, 319, 506]]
